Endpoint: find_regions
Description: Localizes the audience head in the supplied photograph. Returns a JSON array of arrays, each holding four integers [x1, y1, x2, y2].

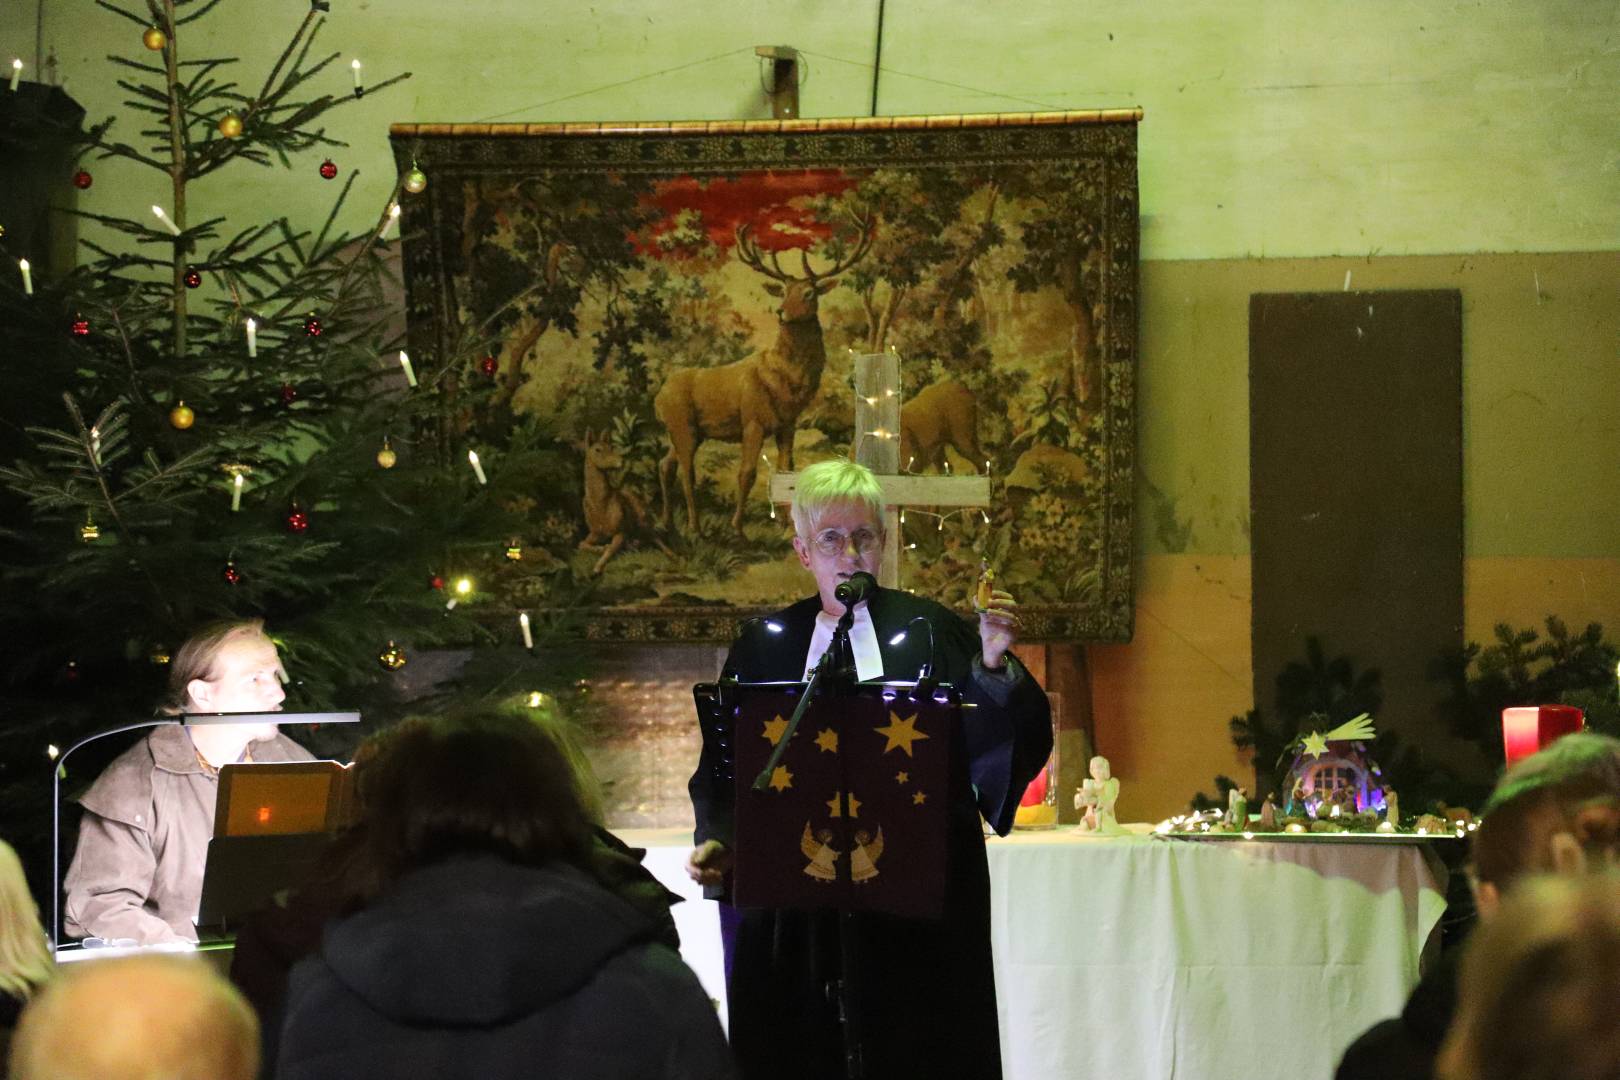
[[9, 954, 259, 1080], [342, 709, 597, 905], [1439, 873, 1620, 1080], [1470, 733, 1620, 916], [0, 839, 51, 1004]]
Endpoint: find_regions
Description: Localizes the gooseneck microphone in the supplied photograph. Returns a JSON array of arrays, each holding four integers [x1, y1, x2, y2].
[[834, 571, 878, 608]]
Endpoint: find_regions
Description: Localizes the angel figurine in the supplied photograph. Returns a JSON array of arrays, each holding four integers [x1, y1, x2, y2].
[[1075, 755, 1125, 835]]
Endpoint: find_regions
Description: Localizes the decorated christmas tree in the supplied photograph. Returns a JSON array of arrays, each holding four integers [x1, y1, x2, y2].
[[0, 0, 584, 897]]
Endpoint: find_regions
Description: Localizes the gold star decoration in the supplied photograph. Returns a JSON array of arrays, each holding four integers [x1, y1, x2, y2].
[[874, 711, 931, 757], [1301, 731, 1330, 759], [895, 770, 910, 785], [827, 791, 862, 818], [762, 716, 789, 746], [768, 765, 794, 792], [912, 791, 927, 805], [815, 728, 839, 753]]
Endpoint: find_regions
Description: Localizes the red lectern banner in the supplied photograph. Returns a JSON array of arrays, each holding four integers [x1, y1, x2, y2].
[[731, 683, 953, 919]]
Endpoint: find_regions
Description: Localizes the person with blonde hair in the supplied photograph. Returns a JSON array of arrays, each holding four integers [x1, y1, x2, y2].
[[0, 839, 53, 1065], [1438, 874, 1620, 1080], [686, 458, 1051, 1080], [63, 618, 313, 945], [9, 954, 258, 1080]]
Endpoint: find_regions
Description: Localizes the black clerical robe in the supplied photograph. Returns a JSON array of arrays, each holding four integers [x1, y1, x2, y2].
[[690, 587, 1052, 1080]]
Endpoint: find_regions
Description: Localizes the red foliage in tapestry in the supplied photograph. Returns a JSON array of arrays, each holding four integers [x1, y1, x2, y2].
[[635, 169, 861, 259]]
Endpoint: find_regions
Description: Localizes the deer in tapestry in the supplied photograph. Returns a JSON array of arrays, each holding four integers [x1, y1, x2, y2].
[[655, 211, 875, 536], [579, 430, 670, 576]]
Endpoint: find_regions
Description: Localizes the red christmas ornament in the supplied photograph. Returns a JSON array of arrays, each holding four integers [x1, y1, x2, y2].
[[319, 158, 338, 180], [303, 314, 323, 337], [285, 504, 309, 533], [279, 383, 298, 404], [183, 266, 202, 288], [72, 169, 93, 190], [223, 561, 243, 585], [70, 315, 90, 337], [430, 575, 445, 590], [479, 355, 498, 377]]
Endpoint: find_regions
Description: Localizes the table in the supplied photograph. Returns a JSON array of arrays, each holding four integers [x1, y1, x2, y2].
[[620, 826, 1448, 1080]]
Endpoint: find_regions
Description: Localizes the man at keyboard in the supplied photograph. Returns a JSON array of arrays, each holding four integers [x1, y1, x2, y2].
[[63, 619, 313, 944]]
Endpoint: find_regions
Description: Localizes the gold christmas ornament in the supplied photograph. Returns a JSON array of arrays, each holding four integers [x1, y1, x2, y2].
[[376, 438, 397, 469], [504, 540, 523, 561], [169, 401, 195, 430], [149, 645, 172, 666], [79, 515, 100, 542], [377, 641, 407, 671], [217, 113, 244, 139], [402, 166, 428, 194], [142, 26, 167, 50]]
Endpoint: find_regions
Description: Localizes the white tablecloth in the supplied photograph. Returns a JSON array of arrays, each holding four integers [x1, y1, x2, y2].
[[619, 827, 1449, 1080]]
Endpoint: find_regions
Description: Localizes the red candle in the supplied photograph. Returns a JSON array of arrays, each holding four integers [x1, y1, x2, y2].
[[1502, 705, 1585, 766]]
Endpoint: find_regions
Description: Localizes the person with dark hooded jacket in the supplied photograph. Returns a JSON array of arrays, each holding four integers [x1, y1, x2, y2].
[[272, 712, 734, 1080]]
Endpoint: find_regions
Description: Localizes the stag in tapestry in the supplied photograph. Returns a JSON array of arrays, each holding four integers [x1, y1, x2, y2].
[[656, 210, 875, 537], [429, 144, 1131, 631]]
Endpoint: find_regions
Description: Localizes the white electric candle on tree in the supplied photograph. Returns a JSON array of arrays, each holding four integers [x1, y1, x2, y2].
[[380, 203, 399, 239], [8, 59, 20, 92], [519, 611, 533, 650], [231, 472, 244, 512], [467, 449, 487, 485], [350, 58, 363, 96], [150, 205, 181, 235], [18, 258, 31, 295], [245, 317, 257, 357], [398, 350, 417, 387]]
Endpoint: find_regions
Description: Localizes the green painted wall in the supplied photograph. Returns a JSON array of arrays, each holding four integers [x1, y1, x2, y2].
[[14, 1, 1618, 257], [1140, 251, 1620, 558]]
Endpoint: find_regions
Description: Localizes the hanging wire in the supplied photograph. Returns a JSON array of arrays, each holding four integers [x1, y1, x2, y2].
[[471, 46, 756, 124]]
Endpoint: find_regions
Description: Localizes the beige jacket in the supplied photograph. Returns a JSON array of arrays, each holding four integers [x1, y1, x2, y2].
[[63, 724, 314, 944]]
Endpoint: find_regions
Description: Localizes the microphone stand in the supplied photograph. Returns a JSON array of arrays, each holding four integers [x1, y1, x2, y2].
[[50, 710, 360, 950], [744, 594, 869, 1078]]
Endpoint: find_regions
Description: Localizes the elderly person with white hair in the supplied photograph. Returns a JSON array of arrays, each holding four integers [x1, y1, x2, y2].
[[686, 458, 1052, 1080]]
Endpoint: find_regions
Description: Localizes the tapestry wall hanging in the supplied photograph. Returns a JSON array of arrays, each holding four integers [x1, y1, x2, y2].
[[390, 110, 1140, 642]]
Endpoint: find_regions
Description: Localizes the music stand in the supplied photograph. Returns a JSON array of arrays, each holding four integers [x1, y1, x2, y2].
[[697, 675, 961, 1079], [196, 759, 356, 935]]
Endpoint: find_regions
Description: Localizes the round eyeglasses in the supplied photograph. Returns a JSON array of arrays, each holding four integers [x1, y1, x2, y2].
[[809, 528, 882, 557]]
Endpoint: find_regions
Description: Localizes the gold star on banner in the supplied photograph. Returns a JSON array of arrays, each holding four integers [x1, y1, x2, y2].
[[895, 771, 910, 785], [768, 765, 794, 792], [1301, 731, 1330, 759], [761, 716, 789, 746], [827, 791, 862, 818], [874, 711, 930, 757], [913, 791, 927, 805], [815, 728, 839, 754]]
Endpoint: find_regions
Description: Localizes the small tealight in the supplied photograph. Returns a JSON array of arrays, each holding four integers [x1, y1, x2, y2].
[[1286, 823, 1306, 834], [1376, 821, 1396, 834]]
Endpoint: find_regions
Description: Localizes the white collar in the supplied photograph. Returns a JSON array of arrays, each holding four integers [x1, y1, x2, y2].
[[804, 602, 885, 681]]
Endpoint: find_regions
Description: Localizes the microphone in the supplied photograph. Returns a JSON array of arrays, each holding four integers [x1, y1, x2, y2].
[[833, 571, 878, 608]]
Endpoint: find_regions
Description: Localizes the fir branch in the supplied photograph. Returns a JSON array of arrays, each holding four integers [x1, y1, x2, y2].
[[92, 0, 153, 28]]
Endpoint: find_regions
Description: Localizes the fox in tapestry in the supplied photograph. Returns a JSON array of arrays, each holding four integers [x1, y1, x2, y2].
[[420, 126, 1134, 640]]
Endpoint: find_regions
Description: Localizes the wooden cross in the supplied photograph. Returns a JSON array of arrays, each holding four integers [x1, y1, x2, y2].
[[769, 351, 989, 589]]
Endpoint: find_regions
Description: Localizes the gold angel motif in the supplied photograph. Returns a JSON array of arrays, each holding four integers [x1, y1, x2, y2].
[[850, 827, 884, 883], [800, 823, 839, 881]]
